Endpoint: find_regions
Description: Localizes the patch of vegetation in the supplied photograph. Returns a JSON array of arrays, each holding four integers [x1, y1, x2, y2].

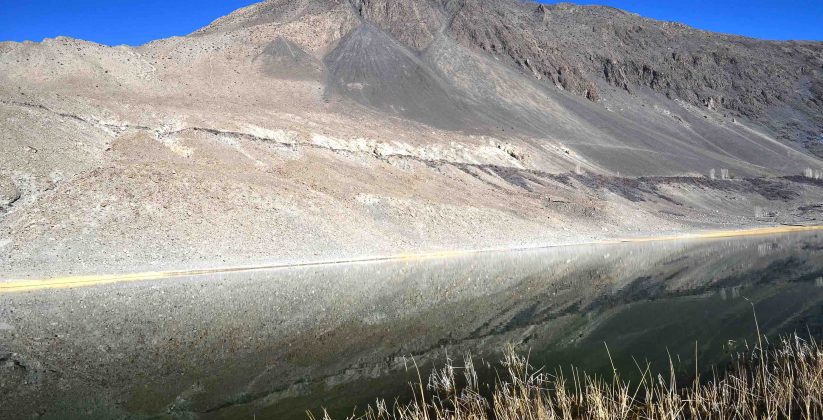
[[312, 334, 823, 419]]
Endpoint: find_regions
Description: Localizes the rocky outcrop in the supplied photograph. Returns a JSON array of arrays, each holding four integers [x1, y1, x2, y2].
[[193, 0, 823, 155], [441, 0, 823, 152], [347, 0, 445, 51], [0, 175, 20, 210]]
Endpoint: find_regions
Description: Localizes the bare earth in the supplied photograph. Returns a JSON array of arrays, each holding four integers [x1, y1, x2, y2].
[[1, 0, 823, 278]]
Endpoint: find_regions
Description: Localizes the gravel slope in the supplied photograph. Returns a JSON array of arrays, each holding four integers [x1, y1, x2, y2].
[[1, 0, 822, 276]]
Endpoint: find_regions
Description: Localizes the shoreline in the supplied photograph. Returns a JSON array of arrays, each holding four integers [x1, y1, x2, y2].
[[2, 224, 822, 294]]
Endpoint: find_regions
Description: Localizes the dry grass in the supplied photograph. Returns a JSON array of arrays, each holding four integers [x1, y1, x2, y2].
[[311, 334, 823, 420]]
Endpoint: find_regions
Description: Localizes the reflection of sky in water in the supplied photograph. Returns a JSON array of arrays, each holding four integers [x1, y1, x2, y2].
[[2, 232, 823, 419]]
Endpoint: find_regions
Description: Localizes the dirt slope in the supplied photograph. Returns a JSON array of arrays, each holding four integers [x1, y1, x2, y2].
[[1, 0, 822, 276]]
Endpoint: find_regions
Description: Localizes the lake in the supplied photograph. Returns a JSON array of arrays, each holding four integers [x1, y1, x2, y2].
[[1, 231, 822, 419]]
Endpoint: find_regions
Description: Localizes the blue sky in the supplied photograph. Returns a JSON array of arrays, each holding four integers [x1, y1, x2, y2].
[[0, 0, 821, 46]]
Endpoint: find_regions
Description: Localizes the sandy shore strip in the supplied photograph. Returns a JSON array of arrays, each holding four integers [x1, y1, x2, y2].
[[2, 224, 822, 294]]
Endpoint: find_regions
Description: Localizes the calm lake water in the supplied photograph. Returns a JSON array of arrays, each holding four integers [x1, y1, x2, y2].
[[2, 232, 823, 419]]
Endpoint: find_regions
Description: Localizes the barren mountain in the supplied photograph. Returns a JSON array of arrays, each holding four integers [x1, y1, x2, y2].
[[1, 0, 823, 276]]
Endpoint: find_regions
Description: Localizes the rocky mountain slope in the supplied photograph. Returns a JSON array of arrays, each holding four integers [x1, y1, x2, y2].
[[1, 0, 823, 276], [197, 0, 823, 154]]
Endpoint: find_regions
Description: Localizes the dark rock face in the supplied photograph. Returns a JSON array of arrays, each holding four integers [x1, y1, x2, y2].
[[441, 0, 823, 153], [346, 0, 823, 154], [348, 0, 445, 50], [201, 0, 823, 157]]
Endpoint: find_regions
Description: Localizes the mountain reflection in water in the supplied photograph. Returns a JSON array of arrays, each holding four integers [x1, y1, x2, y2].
[[1, 232, 822, 419]]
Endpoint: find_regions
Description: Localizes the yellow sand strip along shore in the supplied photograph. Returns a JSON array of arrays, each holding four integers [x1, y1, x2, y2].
[[2, 225, 821, 294]]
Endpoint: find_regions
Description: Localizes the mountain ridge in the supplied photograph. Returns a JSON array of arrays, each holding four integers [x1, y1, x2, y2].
[[189, 0, 823, 156], [1, 0, 823, 276]]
